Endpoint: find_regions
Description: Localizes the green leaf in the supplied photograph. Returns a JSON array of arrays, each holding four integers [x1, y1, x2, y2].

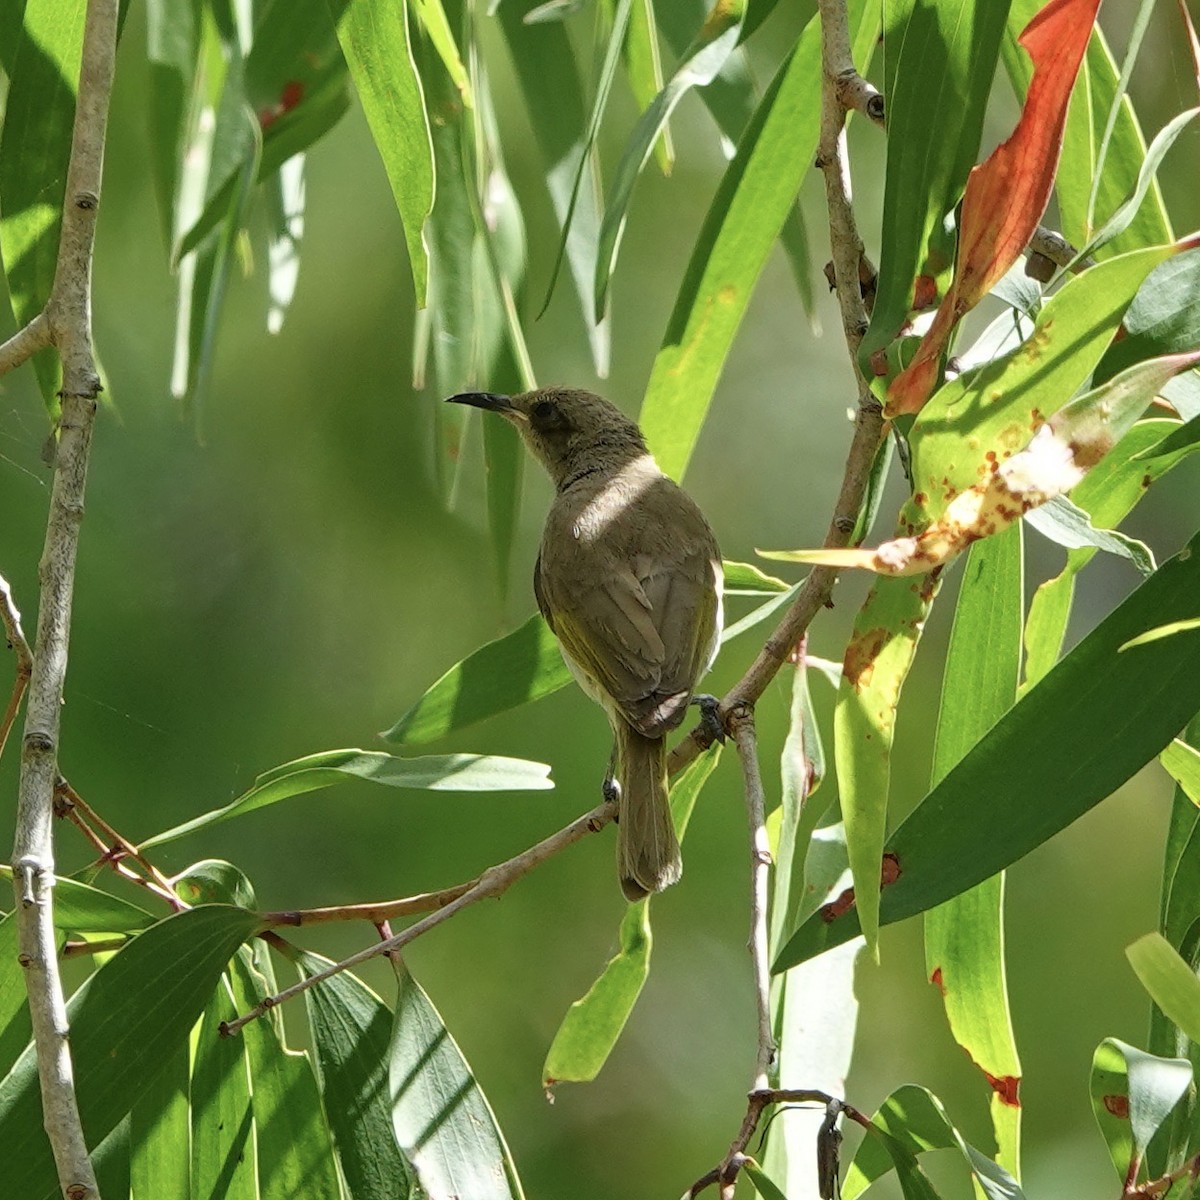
[[861, 0, 1013, 371], [1090, 1037, 1192, 1182], [389, 957, 526, 1199], [844, 1084, 1023, 1200], [385, 614, 570, 744], [1024, 495, 1154, 577], [776, 528, 1200, 971], [0, 0, 84, 409], [497, 1, 610, 375], [1162, 740, 1200, 806], [924, 526, 1023, 1176], [326, 0, 434, 304], [145, 0, 201, 248], [173, 858, 261, 909], [1122, 620, 1200, 653], [0, 872, 155, 934], [543, 745, 721, 1085], [191, 978, 256, 1200], [1082, 108, 1200, 260], [230, 951, 342, 1200], [0, 915, 32, 1079], [0, 905, 258, 1200], [1098, 249, 1200, 385], [1129, 933, 1200, 1047], [639, 0, 878, 480], [298, 951, 415, 1200], [412, 0, 473, 107], [538, 0, 633, 320], [624, 0, 673, 173], [142, 748, 554, 846], [130, 1036, 190, 1200], [723, 561, 790, 594], [594, 0, 749, 321], [743, 1157, 790, 1200]]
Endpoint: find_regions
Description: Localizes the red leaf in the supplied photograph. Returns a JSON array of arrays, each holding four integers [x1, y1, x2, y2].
[[888, 0, 1101, 417]]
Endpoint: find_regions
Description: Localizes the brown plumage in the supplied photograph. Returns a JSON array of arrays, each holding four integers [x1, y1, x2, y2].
[[447, 387, 723, 901]]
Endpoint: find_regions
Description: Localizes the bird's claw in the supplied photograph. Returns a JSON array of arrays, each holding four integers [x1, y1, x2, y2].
[[690, 693, 726, 745], [602, 776, 621, 806]]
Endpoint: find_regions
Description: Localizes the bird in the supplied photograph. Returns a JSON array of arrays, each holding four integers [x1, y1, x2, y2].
[[447, 387, 723, 901]]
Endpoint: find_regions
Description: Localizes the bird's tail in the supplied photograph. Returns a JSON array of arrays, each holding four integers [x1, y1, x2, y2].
[[615, 724, 682, 901]]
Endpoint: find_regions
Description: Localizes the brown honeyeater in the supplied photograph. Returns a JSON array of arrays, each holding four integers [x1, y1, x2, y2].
[[447, 388, 723, 901]]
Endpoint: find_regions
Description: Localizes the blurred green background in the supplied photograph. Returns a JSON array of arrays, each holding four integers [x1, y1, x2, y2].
[[3, 2, 1200, 1196]]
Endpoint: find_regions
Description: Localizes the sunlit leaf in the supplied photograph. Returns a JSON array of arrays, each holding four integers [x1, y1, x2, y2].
[[1122, 619, 1200, 653], [639, 0, 878, 480], [1089, 1037, 1191, 1183], [777, 529, 1200, 970], [389, 957, 526, 1199], [1129, 933, 1200, 1047], [326, 0, 434, 304], [542, 745, 720, 1086], [924, 527, 1023, 1175], [0, 872, 155, 934], [130, 1037, 189, 1200], [191, 978, 256, 1200], [594, 0, 749, 321], [141, 748, 554, 846]]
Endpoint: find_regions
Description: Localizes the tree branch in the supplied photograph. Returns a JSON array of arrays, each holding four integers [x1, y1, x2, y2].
[[0, 311, 52, 379], [260, 881, 476, 928], [0, 573, 34, 761], [10, 1, 118, 1195], [222, 799, 618, 1035]]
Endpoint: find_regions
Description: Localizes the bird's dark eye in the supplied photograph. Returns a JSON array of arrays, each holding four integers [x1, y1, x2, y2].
[[531, 399, 565, 429]]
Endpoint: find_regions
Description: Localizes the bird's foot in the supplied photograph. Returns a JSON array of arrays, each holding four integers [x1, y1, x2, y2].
[[602, 775, 621, 807], [690, 693, 726, 745]]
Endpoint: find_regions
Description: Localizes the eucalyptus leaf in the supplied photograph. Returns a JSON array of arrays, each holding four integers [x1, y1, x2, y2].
[[142, 749, 554, 846], [1024, 495, 1155, 577]]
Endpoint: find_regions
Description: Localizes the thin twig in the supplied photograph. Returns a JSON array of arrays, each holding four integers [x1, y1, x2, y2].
[[11, 1, 118, 1195], [261, 881, 476, 928], [62, 937, 127, 959], [0, 573, 34, 761], [728, 705, 774, 1092], [222, 799, 617, 1034], [56, 778, 179, 900], [0, 311, 52, 378], [685, 1089, 872, 1197]]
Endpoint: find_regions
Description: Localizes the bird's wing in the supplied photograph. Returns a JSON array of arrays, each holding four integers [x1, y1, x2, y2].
[[639, 543, 720, 703], [548, 567, 672, 731]]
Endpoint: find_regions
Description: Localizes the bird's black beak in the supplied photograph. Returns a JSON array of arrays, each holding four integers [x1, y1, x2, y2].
[[445, 391, 514, 413]]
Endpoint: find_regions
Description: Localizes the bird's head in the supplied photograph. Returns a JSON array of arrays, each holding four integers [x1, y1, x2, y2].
[[446, 388, 647, 486]]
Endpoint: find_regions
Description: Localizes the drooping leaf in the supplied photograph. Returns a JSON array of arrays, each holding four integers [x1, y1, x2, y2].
[[624, 0, 673, 173], [743, 1158, 790, 1200], [924, 526, 1023, 1175], [298, 951, 415, 1200], [141, 748, 554, 846], [191, 978, 256, 1200], [1129, 933, 1200, 1048], [594, 0, 750, 321], [723, 561, 791, 594], [0, 905, 258, 1200], [860, 0, 1013, 373], [229, 950, 342, 1200], [639, 0, 878, 480], [389, 957, 526, 1199], [1089, 1037, 1192, 1183], [497, 1, 610, 374], [130, 1037, 190, 1200], [776, 529, 1200, 970], [326, 0, 434, 304], [887, 0, 1102, 416], [844, 1084, 1025, 1200], [0, 872, 155, 934], [1024, 495, 1154, 577], [542, 745, 720, 1086]]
